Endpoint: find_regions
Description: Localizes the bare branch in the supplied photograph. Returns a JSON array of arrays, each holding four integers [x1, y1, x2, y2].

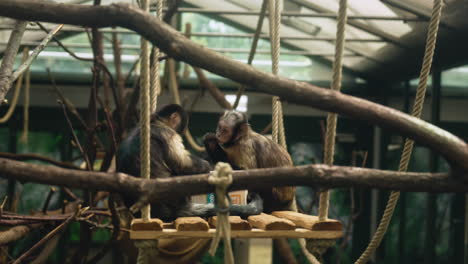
[[37, 22, 93, 62], [0, 152, 81, 170], [0, 1, 465, 175], [0, 20, 27, 104], [11, 24, 64, 82], [192, 67, 232, 110], [12, 211, 77, 264]]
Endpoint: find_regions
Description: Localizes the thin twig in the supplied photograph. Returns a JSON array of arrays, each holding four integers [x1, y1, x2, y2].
[[42, 187, 57, 214], [12, 24, 64, 82], [36, 22, 93, 62], [0, 152, 81, 170], [48, 69, 88, 129], [96, 96, 118, 172], [86, 194, 120, 264], [260, 121, 273, 135], [0, 196, 7, 219], [58, 100, 92, 170], [12, 208, 82, 264]]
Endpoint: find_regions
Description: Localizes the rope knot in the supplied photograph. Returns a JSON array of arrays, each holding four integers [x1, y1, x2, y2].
[[207, 162, 234, 264], [208, 162, 233, 190]]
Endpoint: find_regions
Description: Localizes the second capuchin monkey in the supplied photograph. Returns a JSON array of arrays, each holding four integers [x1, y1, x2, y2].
[[204, 110, 296, 212], [117, 104, 262, 222]]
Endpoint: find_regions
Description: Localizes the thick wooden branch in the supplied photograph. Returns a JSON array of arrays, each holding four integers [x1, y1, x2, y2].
[[1, 158, 468, 210], [0, 1, 468, 176]]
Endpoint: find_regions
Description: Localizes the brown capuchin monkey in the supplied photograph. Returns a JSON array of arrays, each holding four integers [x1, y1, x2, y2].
[[204, 110, 296, 212], [117, 104, 262, 222]]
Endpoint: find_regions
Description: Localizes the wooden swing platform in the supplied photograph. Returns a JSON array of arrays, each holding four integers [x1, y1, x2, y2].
[[130, 211, 343, 240]]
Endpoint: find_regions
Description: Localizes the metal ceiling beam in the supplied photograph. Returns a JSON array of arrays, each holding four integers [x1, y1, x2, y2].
[[380, 0, 456, 31], [158, 7, 426, 21], [289, 0, 409, 48], [0, 41, 361, 57], [0, 25, 385, 42]]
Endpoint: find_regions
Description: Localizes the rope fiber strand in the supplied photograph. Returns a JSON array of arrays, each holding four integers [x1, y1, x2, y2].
[[355, 0, 443, 263]]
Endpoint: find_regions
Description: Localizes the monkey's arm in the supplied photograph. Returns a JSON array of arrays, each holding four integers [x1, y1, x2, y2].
[[159, 129, 211, 176]]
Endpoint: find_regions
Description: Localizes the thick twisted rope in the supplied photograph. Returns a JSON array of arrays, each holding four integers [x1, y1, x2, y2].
[[150, 0, 163, 112], [208, 162, 234, 264], [233, 0, 268, 110], [355, 0, 443, 263], [139, 0, 151, 222], [318, 0, 348, 222], [268, 0, 283, 145]]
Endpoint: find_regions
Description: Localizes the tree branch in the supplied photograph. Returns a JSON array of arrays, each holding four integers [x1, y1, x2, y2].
[[0, 152, 81, 170], [0, 20, 27, 104], [192, 67, 232, 110], [0, 1, 466, 176], [1, 157, 468, 211], [11, 24, 64, 82]]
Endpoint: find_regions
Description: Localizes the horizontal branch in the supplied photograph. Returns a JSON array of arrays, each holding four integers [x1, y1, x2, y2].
[[1, 158, 468, 211], [0, 152, 81, 170], [0, 1, 467, 176]]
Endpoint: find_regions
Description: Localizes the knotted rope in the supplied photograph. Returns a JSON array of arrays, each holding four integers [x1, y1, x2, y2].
[[208, 162, 234, 264], [318, 0, 348, 222], [355, 0, 443, 263]]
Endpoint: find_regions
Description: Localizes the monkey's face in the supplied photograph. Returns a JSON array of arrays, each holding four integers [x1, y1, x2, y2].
[[168, 112, 182, 131], [216, 120, 233, 144]]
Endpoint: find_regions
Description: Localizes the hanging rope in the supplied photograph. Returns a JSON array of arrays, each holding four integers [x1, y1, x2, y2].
[[150, 0, 163, 112], [208, 162, 235, 264], [0, 48, 29, 124], [318, 0, 348, 222], [19, 53, 30, 144], [268, 0, 284, 147], [167, 57, 206, 152], [233, 0, 268, 110], [138, 0, 151, 223], [355, 1, 443, 263], [135, 1, 155, 263]]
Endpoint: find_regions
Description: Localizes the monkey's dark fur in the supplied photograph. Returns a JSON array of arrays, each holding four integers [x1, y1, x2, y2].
[[117, 104, 262, 222], [204, 110, 296, 212]]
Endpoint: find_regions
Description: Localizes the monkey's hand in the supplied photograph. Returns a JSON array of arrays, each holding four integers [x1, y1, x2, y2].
[[203, 132, 229, 164], [203, 132, 218, 151]]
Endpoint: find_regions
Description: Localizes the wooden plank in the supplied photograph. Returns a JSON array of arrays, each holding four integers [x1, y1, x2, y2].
[[162, 222, 174, 229], [248, 213, 295, 230], [131, 218, 163, 231], [174, 217, 209, 231], [208, 216, 252, 230], [272, 211, 342, 231], [130, 228, 343, 239]]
